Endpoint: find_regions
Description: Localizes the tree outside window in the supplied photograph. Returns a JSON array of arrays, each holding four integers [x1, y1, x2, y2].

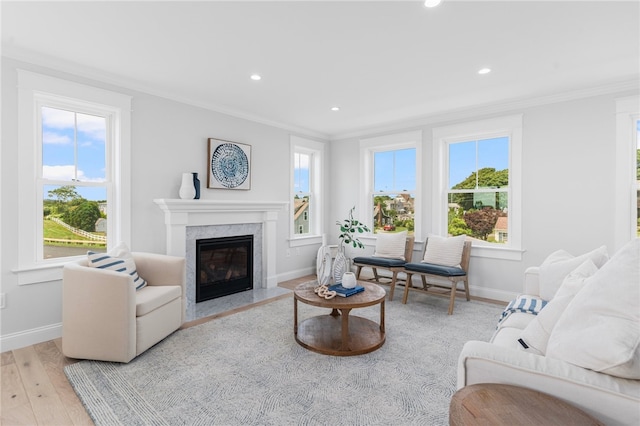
[[447, 136, 509, 243], [373, 148, 416, 234], [41, 106, 108, 259]]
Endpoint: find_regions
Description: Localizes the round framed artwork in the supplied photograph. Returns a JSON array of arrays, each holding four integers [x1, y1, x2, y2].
[[207, 139, 251, 189]]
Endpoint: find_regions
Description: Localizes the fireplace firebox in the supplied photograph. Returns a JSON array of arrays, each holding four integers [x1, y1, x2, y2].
[[196, 235, 253, 302]]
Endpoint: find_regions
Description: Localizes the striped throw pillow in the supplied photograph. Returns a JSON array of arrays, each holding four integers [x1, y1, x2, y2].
[[87, 243, 147, 290]]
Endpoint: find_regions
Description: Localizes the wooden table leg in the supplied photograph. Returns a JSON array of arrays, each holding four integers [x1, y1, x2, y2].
[[293, 297, 298, 335], [340, 308, 352, 351], [380, 300, 385, 333]]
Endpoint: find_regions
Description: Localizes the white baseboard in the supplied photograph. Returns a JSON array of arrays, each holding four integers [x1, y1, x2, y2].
[[277, 266, 315, 284], [0, 323, 62, 352]]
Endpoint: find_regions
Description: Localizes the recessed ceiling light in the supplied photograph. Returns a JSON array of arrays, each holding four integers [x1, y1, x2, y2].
[[478, 68, 491, 75], [250, 74, 262, 81], [331, 106, 340, 111], [424, 0, 442, 8]]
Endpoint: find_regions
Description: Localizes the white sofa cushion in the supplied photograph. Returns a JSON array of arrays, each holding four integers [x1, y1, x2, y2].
[[538, 245, 608, 300], [135, 285, 182, 317], [373, 230, 407, 260], [519, 259, 598, 355], [422, 234, 466, 267], [547, 239, 640, 379]]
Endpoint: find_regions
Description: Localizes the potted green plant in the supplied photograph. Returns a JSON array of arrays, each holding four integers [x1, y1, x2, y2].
[[333, 207, 370, 283]]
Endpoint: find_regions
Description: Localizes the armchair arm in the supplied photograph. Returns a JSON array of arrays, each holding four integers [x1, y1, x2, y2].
[[457, 340, 640, 426], [523, 266, 540, 296], [62, 261, 136, 362], [132, 252, 185, 287]]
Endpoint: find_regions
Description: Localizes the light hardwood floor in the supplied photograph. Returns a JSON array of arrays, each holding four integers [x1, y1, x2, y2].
[[0, 276, 312, 426]]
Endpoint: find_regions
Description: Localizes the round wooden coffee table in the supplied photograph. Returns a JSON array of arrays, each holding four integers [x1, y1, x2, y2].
[[449, 383, 604, 425], [293, 281, 386, 356]]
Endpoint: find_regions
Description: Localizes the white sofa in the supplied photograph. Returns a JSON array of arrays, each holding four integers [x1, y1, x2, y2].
[[457, 241, 640, 426]]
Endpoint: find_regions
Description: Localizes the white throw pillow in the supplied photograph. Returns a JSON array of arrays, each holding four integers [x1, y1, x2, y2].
[[518, 259, 598, 355], [372, 230, 407, 260], [87, 242, 147, 290], [422, 234, 466, 267], [546, 239, 640, 379], [538, 245, 608, 300]]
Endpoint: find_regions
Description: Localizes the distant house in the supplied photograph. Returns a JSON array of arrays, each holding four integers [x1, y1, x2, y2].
[[293, 199, 309, 234], [95, 218, 107, 233], [493, 216, 508, 243]]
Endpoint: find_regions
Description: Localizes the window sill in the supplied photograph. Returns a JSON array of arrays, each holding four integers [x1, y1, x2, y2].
[[12, 258, 79, 285], [470, 245, 524, 261], [289, 235, 323, 247]]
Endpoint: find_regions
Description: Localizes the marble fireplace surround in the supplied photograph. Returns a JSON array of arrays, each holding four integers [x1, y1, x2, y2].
[[154, 199, 287, 321]]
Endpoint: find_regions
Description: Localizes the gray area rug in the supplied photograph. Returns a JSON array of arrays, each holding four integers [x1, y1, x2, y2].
[[65, 284, 503, 425]]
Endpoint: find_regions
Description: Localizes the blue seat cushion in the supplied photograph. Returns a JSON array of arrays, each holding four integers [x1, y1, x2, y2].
[[353, 256, 406, 268], [404, 262, 466, 277]]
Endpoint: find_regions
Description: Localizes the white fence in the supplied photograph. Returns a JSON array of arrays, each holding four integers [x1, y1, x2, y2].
[[50, 217, 107, 241]]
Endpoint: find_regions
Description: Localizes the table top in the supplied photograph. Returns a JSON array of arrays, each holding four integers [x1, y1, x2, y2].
[[449, 383, 604, 426], [294, 281, 386, 309]]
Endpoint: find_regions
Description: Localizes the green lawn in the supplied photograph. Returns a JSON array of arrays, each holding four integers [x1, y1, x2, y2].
[[43, 219, 92, 240]]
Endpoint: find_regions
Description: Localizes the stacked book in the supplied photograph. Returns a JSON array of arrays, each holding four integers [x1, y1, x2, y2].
[[328, 283, 365, 297]]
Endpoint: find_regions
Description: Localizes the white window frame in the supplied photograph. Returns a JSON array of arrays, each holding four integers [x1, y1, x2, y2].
[[433, 115, 523, 260], [290, 135, 324, 247], [614, 95, 639, 250], [14, 70, 132, 285], [359, 130, 422, 244]]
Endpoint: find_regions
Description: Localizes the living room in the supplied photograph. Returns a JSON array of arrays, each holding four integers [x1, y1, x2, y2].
[[1, 1, 639, 424]]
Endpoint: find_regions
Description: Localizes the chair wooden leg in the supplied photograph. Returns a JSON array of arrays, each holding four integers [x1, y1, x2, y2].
[[402, 273, 412, 304], [389, 272, 397, 301], [448, 280, 457, 315], [355, 265, 363, 279], [372, 267, 380, 281], [421, 275, 428, 290], [463, 277, 470, 301]]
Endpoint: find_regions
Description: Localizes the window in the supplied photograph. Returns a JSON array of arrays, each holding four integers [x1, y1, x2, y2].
[[447, 136, 509, 243], [290, 136, 324, 246], [372, 148, 416, 234], [41, 105, 108, 260], [360, 131, 422, 238], [614, 96, 639, 247], [16, 70, 131, 284], [433, 115, 522, 260]]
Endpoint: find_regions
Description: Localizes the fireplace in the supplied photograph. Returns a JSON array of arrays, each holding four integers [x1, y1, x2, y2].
[[196, 235, 253, 302]]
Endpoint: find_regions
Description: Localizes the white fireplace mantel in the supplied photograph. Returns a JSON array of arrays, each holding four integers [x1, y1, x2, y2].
[[154, 199, 288, 288]]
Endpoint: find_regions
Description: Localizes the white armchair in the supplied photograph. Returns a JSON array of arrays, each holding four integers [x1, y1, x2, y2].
[[62, 252, 185, 363]]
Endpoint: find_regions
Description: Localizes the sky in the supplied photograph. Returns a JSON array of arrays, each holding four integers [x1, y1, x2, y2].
[[448, 136, 509, 188], [42, 106, 107, 201]]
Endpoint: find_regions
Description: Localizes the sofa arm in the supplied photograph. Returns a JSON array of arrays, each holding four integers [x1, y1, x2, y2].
[[457, 340, 640, 426], [132, 252, 185, 287], [62, 261, 136, 362], [523, 266, 540, 296]]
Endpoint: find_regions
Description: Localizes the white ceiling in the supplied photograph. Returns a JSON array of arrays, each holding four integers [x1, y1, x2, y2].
[[2, 1, 639, 139]]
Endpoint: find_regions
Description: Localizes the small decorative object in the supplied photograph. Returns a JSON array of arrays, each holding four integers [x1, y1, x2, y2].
[[192, 172, 201, 199], [207, 138, 251, 190], [332, 206, 370, 283], [179, 172, 196, 199], [341, 271, 357, 289], [314, 284, 337, 300]]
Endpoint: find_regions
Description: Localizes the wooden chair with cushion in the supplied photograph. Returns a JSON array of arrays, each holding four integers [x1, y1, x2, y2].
[[402, 235, 471, 315], [353, 232, 414, 300]]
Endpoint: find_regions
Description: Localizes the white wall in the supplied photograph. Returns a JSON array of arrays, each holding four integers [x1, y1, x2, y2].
[[0, 58, 325, 350], [330, 93, 631, 301], [1, 56, 636, 350]]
